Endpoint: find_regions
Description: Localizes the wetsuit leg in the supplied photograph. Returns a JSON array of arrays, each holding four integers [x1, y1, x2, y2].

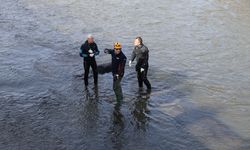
[[90, 60, 98, 85], [142, 66, 151, 89], [113, 77, 123, 101], [84, 60, 90, 86], [137, 70, 143, 88]]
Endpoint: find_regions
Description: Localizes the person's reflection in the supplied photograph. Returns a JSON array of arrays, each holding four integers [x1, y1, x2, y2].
[[84, 84, 99, 101], [80, 86, 99, 138], [113, 102, 124, 125], [132, 89, 151, 130], [81, 84, 99, 116], [93, 85, 99, 100], [110, 101, 124, 150]]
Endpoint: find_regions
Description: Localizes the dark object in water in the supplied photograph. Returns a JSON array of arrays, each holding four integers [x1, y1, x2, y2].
[[97, 63, 112, 74]]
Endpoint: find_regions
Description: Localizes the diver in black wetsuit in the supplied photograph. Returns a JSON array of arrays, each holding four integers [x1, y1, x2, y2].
[[129, 37, 151, 90], [104, 42, 127, 100], [79, 34, 100, 86]]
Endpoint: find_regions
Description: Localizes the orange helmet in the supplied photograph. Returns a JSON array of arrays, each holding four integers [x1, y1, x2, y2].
[[114, 42, 122, 49]]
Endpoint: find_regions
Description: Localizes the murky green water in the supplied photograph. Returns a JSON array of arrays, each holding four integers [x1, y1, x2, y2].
[[1, 0, 250, 149]]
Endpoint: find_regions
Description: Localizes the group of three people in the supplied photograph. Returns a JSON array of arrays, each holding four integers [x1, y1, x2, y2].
[[79, 34, 151, 100]]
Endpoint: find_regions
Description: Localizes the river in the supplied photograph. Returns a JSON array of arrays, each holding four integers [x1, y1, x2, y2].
[[0, 0, 250, 149]]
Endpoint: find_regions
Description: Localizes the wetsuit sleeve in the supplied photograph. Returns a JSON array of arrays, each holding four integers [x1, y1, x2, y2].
[[80, 44, 88, 57], [104, 49, 113, 54], [130, 49, 136, 62], [117, 54, 127, 77], [140, 47, 149, 69], [94, 43, 100, 56]]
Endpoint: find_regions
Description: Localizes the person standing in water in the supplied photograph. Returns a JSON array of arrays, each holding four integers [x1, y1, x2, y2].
[[129, 37, 151, 90], [79, 34, 100, 86], [104, 42, 127, 101]]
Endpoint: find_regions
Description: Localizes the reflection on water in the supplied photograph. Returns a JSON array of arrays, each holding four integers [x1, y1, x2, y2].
[[110, 102, 125, 150], [131, 90, 151, 131], [109, 89, 152, 150]]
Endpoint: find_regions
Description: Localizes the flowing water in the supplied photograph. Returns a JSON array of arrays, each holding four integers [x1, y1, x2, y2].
[[1, 0, 250, 149]]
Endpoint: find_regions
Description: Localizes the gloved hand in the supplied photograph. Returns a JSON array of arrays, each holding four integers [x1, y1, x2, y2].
[[114, 74, 119, 80], [129, 60, 132, 67], [79, 53, 83, 57], [88, 49, 93, 54], [104, 48, 109, 53], [140, 68, 145, 72], [89, 53, 94, 57]]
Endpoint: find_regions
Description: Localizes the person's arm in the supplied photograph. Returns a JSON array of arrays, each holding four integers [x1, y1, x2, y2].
[[129, 48, 136, 67], [139, 46, 149, 72], [94, 43, 100, 56], [80, 44, 88, 57], [130, 49, 136, 62], [104, 48, 113, 54], [117, 54, 127, 77]]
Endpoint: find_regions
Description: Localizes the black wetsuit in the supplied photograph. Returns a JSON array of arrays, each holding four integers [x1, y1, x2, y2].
[[130, 44, 151, 89], [105, 49, 127, 100], [80, 40, 100, 86]]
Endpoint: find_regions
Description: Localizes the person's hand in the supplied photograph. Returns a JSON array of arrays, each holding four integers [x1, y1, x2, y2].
[[129, 60, 132, 67], [104, 48, 109, 53], [89, 53, 94, 57], [140, 68, 145, 72], [114, 74, 119, 80], [88, 49, 93, 54]]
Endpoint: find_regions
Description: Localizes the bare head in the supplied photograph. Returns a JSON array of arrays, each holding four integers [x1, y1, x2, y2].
[[87, 34, 94, 43], [134, 36, 143, 46]]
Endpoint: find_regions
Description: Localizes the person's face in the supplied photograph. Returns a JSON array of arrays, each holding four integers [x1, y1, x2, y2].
[[134, 38, 140, 46], [114, 48, 121, 55], [87, 37, 94, 43]]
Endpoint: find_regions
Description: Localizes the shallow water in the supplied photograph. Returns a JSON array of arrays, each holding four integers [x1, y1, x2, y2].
[[0, 0, 250, 149]]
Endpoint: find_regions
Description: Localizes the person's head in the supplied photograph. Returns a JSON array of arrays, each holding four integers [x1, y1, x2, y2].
[[134, 36, 143, 46], [114, 42, 122, 55], [87, 34, 94, 44]]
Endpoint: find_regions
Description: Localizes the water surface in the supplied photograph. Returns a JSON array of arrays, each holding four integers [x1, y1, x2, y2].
[[0, 0, 250, 149]]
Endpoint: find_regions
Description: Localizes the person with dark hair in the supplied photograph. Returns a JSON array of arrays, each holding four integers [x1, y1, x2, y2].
[[129, 37, 151, 90], [104, 42, 127, 100], [79, 34, 99, 86]]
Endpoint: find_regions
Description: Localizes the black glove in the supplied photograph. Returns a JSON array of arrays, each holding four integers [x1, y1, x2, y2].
[[104, 48, 109, 53]]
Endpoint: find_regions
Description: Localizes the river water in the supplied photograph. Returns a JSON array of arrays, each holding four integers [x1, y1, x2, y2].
[[0, 0, 250, 149]]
